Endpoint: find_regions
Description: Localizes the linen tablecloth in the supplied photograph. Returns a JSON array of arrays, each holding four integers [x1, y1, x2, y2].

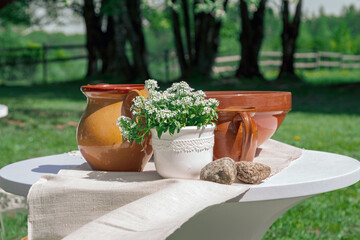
[[27, 140, 302, 240]]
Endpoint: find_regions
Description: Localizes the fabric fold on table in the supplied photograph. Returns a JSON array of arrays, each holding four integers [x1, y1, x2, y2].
[[64, 179, 249, 240], [27, 139, 302, 240]]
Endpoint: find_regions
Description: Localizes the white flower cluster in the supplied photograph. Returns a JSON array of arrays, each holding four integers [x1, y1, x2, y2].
[[165, 81, 194, 96], [192, 90, 206, 98], [132, 96, 145, 109], [144, 79, 159, 91], [155, 109, 177, 123], [148, 89, 168, 102], [181, 96, 193, 106], [117, 116, 133, 140], [117, 79, 219, 143], [202, 107, 216, 115]]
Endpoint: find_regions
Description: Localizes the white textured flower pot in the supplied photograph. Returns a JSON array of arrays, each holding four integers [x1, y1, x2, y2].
[[151, 125, 215, 179]]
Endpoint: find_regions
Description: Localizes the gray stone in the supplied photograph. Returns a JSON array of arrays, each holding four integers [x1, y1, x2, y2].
[[236, 161, 271, 184], [200, 157, 237, 185]]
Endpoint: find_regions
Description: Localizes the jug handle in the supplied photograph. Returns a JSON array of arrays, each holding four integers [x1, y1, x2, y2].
[[122, 89, 149, 119], [231, 112, 258, 161]]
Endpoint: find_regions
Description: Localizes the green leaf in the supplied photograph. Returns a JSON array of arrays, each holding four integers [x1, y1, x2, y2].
[[175, 120, 181, 128], [169, 125, 176, 135], [156, 126, 163, 139]]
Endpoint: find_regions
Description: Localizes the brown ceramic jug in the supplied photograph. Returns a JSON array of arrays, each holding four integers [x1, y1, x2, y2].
[[76, 84, 153, 171], [214, 107, 258, 162]]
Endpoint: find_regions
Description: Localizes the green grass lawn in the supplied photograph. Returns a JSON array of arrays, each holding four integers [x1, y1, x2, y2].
[[263, 69, 360, 86], [0, 76, 359, 239]]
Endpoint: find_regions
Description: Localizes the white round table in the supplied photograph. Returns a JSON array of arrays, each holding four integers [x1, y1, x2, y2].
[[0, 150, 359, 240], [0, 104, 8, 118]]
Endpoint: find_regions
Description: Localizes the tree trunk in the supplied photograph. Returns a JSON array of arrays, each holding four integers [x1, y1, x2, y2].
[[100, 16, 113, 74], [196, 12, 226, 79], [181, 0, 193, 64], [83, 0, 103, 77], [106, 15, 134, 82], [82, 0, 149, 81], [193, 0, 203, 65], [195, 12, 210, 76], [171, 0, 189, 78], [123, 0, 150, 80], [236, 0, 266, 80], [277, 0, 302, 80], [200, 0, 228, 79]]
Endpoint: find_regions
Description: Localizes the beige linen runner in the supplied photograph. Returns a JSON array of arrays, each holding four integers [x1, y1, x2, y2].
[[27, 140, 302, 240]]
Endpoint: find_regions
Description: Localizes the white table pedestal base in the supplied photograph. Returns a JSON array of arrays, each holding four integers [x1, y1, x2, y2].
[[168, 196, 310, 240]]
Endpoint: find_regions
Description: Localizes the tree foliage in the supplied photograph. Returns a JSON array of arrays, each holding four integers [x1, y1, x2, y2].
[[0, 0, 30, 27], [260, 4, 360, 54]]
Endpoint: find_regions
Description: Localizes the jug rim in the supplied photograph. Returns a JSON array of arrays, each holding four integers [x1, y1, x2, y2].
[[81, 84, 145, 93]]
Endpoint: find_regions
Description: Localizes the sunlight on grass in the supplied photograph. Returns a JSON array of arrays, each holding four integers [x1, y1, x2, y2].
[[301, 69, 360, 85], [265, 112, 360, 239], [263, 69, 360, 85], [273, 112, 360, 159]]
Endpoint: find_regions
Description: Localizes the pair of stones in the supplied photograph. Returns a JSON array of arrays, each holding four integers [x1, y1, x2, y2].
[[200, 157, 271, 185]]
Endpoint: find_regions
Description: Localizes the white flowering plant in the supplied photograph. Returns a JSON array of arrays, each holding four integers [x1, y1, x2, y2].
[[117, 79, 219, 145]]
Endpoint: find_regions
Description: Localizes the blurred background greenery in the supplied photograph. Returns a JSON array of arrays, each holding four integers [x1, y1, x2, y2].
[[1, 1, 360, 85], [0, 0, 359, 239]]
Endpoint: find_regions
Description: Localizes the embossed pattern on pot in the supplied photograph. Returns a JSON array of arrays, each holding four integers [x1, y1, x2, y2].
[[151, 125, 215, 179], [151, 135, 214, 153]]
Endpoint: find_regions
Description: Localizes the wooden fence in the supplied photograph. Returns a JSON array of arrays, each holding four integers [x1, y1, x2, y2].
[[1, 45, 360, 83], [213, 51, 360, 73], [0, 44, 86, 83]]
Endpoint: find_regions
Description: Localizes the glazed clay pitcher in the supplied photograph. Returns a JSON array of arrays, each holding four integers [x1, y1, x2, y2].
[[76, 84, 153, 171], [214, 107, 258, 162]]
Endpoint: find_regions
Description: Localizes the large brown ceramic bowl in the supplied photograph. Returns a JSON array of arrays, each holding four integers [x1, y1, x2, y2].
[[205, 91, 291, 146]]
